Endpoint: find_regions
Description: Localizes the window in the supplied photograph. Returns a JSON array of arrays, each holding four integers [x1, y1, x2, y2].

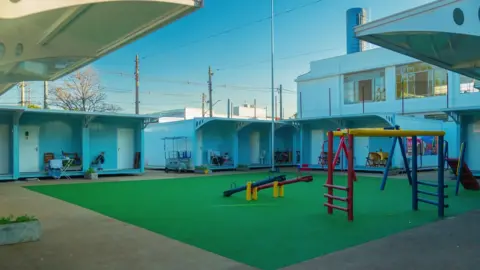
[[374, 76, 386, 101], [344, 69, 385, 104], [395, 62, 447, 99], [460, 75, 480, 93]]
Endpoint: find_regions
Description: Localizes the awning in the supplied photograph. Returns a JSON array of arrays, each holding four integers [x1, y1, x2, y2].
[[293, 114, 393, 129], [355, 0, 480, 79], [0, 0, 202, 93], [444, 106, 480, 116]]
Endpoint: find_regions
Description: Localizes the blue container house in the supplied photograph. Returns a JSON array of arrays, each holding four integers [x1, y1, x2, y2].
[[0, 106, 154, 181]]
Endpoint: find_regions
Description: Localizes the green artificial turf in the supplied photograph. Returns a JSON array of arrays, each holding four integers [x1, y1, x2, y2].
[[26, 173, 480, 269]]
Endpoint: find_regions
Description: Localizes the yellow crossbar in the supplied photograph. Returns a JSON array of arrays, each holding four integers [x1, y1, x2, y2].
[[333, 129, 444, 137]]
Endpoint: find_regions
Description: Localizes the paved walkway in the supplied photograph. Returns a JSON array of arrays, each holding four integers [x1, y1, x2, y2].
[[0, 172, 254, 270], [284, 211, 480, 270]]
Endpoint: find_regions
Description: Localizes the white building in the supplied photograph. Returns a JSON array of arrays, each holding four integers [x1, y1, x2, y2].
[[151, 105, 270, 123], [296, 47, 479, 119], [233, 103, 267, 119]]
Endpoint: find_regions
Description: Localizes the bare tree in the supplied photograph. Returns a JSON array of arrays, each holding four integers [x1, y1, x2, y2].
[[49, 68, 122, 112]]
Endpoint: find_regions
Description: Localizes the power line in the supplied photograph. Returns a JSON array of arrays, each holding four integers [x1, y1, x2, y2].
[[140, 0, 327, 61], [99, 45, 338, 94], [99, 71, 296, 94], [215, 47, 340, 72]]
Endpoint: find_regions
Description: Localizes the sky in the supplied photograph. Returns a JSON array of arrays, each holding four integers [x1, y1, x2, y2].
[[0, 0, 435, 116]]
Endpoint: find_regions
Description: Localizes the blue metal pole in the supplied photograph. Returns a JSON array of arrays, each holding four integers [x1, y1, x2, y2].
[[398, 137, 412, 185], [438, 135, 445, 217], [380, 136, 397, 190], [412, 135, 418, 211]]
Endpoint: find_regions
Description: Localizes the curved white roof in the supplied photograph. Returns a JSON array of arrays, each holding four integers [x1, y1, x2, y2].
[[0, 0, 202, 93], [356, 0, 480, 80]]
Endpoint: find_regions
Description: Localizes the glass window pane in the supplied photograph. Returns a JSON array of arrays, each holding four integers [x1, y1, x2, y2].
[[344, 69, 385, 104]]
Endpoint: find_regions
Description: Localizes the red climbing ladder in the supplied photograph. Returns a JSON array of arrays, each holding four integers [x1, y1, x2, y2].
[[447, 158, 480, 191], [324, 131, 354, 221]]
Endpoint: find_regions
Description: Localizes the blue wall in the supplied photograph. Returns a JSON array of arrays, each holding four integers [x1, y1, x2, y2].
[[0, 109, 147, 181], [20, 113, 83, 171], [392, 116, 445, 168], [144, 120, 194, 168], [297, 116, 452, 171], [274, 126, 295, 150], [464, 115, 480, 173], [89, 118, 138, 171], [443, 121, 458, 159], [201, 121, 235, 164], [0, 113, 13, 174], [238, 123, 271, 165], [299, 121, 337, 165]]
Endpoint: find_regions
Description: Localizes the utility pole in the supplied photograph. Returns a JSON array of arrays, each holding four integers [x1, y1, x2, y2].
[[201, 93, 206, 117], [208, 66, 213, 117], [254, 99, 257, 118], [279, 84, 283, 119], [43, 81, 48, 109], [20, 81, 25, 106], [135, 54, 140, 114], [227, 99, 230, 118], [274, 95, 277, 120]]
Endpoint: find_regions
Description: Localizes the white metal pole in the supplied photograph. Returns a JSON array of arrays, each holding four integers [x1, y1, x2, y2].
[[270, 0, 275, 171]]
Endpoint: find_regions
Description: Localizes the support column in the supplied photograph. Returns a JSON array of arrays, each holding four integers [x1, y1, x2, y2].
[[437, 135, 445, 217], [233, 132, 239, 168], [191, 127, 197, 169], [82, 127, 90, 173], [139, 123, 145, 173], [299, 125, 304, 165], [457, 115, 463, 161], [12, 118, 20, 180], [412, 135, 418, 211], [292, 128, 297, 165]]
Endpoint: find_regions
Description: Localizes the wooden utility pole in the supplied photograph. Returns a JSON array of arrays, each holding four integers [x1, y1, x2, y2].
[[20, 82, 25, 106], [227, 99, 230, 118], [44, 81, 48, 109], [135, 54, 140, 114], [208, 66, 213, 117], [201, 93, 206, 117]]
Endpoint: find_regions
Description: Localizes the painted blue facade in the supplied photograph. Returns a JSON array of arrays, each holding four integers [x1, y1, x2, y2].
[[0, 107, 151, 181], [145, 118, 299, 171], [288, 113, 456, 173]]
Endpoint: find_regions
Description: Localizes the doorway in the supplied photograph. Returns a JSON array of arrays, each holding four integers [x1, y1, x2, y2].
[[250, 131, 260, 164], [117, 128, 135, 170], [355, 137, 370, 167], [311, 129, 324, 164], [19, 126, 40, 173]]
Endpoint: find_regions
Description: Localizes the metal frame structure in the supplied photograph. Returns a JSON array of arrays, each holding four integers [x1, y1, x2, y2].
[[325, 128, 448, 222], [162, 136, 191, 173]]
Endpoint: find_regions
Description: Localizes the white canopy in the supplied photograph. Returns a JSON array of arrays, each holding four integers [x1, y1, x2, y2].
[[0, 0, 201, 93], [356, 0, 480, 80]]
